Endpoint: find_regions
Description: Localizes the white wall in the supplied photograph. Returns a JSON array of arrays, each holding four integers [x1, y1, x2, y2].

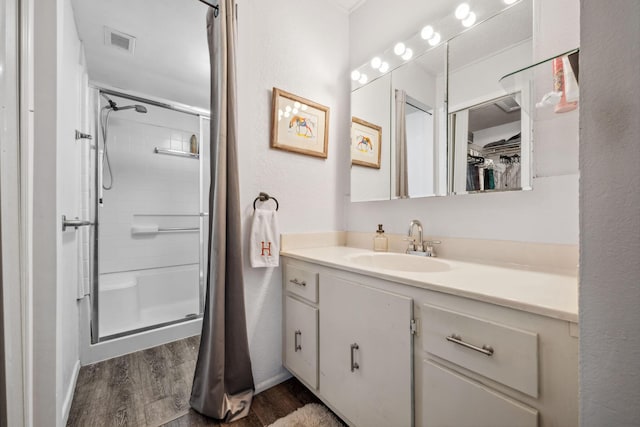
[[347, 0, 580, 245], [236, 0, 350, 389], [579, 1, 640, 425]]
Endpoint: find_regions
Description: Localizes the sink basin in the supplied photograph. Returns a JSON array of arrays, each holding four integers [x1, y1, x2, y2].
[[347, 253, 451, 273]]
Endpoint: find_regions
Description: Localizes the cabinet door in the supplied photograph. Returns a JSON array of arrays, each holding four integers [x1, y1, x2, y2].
[[284, 296, 318, 388], [320, 274, 413, 427], [422, 360, 538, 427]]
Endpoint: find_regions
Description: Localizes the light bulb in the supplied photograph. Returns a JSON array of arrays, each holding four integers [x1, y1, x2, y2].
[[428, 32, 441, 46], [402, 48, 413, 61], [351, 70, 361, 81], [292, 108, 299, 114], [394, 42, 406, 56], [379, 62, 389, 73], [294, 101, 301, 109], [421, 25, 434, 40], [455, 3, 470, 20], [462, 11, 476, 27], [285, 105, 292, 112], [284, 111, 290, 118], [301, 105, 308, 111], [370, 57, 382, 69], [358, 74, 368, 84]]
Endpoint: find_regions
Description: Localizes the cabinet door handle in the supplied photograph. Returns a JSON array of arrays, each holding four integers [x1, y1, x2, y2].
[[446, 334, 494, 356], [350, 343, 360, 372], [289, 278, 306, 287], [294, 330, 302, 352]]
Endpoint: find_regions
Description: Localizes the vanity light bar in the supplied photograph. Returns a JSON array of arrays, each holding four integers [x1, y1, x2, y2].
[[350, 0, 523, 88]]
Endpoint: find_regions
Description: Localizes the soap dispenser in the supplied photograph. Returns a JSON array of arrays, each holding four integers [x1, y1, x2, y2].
[[373, 224, 388, 252]]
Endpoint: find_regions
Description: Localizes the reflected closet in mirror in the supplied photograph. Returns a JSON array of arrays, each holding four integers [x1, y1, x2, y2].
[[447, 0, 533, 195]]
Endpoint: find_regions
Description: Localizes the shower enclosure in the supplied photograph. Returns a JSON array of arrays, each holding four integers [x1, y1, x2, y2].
[[90, 88, 210, 343]]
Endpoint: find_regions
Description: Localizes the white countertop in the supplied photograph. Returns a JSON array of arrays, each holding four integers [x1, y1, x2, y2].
[[280, 246, 578, 322]]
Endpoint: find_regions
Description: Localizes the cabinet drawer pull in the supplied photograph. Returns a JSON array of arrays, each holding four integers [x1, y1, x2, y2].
[[294, 330, 302, 351], [289, 278, 307, 287], [446, 334, 494, 356], [350, 343, 360, 372]]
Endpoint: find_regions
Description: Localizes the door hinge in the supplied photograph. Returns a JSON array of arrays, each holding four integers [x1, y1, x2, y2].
[[410, 319, 418, 335]]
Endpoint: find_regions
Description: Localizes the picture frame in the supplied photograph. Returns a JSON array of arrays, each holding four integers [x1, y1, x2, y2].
[[270, 88, 330, 158], [351, 116, 382, 169]]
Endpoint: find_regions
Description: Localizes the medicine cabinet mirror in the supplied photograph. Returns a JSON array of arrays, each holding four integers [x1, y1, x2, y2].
[[349, 0, 535, 202], [447, 0, 533, 194]]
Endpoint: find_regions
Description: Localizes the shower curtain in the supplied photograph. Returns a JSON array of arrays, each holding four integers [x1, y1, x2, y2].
[[395, 89, 409, 198], [190, 1, 255, 422]]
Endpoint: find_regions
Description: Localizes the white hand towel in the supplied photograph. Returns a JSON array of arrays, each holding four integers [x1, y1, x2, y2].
[[250, 208, 280, 268]]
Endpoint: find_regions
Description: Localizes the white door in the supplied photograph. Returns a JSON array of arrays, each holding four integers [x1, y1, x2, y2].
[[284, 296, 318, 389], [320, 274, 413, 427]]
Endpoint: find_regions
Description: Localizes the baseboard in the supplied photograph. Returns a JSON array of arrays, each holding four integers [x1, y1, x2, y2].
[[61, 359, 81, 425], [255, 370, 292, 394]]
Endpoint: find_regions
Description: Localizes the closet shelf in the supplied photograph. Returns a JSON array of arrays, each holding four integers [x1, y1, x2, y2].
[[154, 147, 199, 159]]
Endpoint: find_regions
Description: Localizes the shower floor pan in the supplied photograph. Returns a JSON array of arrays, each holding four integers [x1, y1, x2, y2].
[[99, 264, 200, 338]]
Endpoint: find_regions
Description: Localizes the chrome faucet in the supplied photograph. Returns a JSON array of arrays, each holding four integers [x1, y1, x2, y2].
[[407, 220, 424, 253], [406, 219, 441, 257]]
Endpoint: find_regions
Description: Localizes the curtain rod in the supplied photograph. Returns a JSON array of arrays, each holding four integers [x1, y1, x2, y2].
[[196, 0, 219, 17]]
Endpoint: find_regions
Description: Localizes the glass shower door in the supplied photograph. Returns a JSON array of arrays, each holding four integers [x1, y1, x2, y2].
[[94, 92, 206, 341]]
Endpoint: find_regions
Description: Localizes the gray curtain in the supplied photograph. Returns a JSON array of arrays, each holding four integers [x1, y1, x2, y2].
[[395, 89, 409, 198], [190, 2, 255, 422]]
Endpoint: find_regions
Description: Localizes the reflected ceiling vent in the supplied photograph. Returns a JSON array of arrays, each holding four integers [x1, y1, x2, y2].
[[104, 27, 136, 54], [495, 96, 521, 113]]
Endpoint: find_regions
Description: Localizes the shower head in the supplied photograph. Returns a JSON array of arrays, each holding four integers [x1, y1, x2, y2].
[[101, 94, 147, 113], [116, 104, 148, 113]]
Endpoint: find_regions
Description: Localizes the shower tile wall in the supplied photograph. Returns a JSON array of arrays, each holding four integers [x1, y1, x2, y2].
[[99, 106, 201, 274]]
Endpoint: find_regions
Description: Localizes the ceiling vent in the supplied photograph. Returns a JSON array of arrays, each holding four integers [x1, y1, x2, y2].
[[104, 27, 136, 54], [495, 96, 521, 113]]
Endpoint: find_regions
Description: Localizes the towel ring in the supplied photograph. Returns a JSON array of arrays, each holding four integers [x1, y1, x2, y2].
[[253, 192, 279, 211]]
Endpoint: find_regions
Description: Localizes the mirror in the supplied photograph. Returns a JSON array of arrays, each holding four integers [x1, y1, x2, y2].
[[447, 0, 533, 194], [351, 74, 392, 202], [391, 44, 447, 199], [351, 44, 446, 202], [350, 0, 535, 201]]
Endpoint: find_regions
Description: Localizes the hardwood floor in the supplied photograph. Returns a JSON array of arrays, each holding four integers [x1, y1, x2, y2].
[[66, 336, 331, 427]]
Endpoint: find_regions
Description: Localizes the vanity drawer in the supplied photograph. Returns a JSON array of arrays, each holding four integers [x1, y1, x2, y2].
[[422, 360, 538, 427], [284, 263, 319, 303], [422, 303, 539, 398]]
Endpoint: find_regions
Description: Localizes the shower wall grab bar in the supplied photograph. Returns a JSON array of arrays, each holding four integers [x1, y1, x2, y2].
[[158, 227, 199, 233], [154, 147, 200, 159], [131, 225, 200, 235]]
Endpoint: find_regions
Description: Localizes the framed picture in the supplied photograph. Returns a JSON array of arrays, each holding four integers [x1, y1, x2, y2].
[[271, 88, 330, 158], [351, 116, 382, 169]]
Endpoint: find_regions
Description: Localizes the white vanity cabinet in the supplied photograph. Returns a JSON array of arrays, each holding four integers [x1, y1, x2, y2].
[[421, 304, 539, 427], [282, 263, 319, 389], [281, 256, 579, 427], [416, 295, 578, 427], [319, 274, 413, 427]]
